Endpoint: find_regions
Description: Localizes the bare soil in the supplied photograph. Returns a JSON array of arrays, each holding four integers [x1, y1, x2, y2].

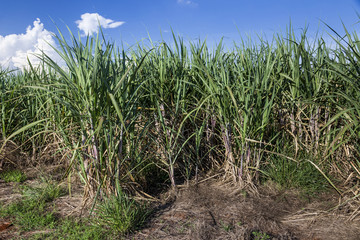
[[131, 180, 360, 240], [0, 166, 360, 239]]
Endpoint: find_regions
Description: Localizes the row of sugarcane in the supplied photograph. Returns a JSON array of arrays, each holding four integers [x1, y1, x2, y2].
[[1, 23, 359, 200]]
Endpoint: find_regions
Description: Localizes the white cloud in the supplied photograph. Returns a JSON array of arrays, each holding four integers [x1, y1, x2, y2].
[[76, 13, 125, 36], [0, 18, 60, 70], [177, 0, 198, 6]]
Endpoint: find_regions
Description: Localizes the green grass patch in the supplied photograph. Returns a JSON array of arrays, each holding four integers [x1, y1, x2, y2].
[[0, 198, 56, 231], [0, 175, 150, 238], [262, 155, 330, 197], [95, 189, 150, 235], [20, 177, 66, 202], [0, 169, 27, 183], [29, 218, 110, 240], [0, 178, 65, 232]]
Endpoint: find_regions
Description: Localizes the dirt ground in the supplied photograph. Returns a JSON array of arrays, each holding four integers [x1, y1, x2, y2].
[[131, 180, 360, 240], [1, 168, 360, 239]]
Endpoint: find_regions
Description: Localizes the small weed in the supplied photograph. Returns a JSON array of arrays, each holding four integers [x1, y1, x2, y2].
[[179, 220, 195, 233], [251, 230, 271, 240], [21, 178, 65, 202], [0, 169, 27, 183], [240, 190, 248, 197], [95, 188, 150, 234], [220, 220, 233, 232]]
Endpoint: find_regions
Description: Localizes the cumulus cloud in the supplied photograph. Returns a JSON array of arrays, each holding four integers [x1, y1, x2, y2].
[[76, 13, 125, 36], [0, 18, 60, 69]]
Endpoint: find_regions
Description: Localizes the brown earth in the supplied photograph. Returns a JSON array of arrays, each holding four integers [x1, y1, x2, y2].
[[0, 160, 360, 239], [131, 180, 360, 240]]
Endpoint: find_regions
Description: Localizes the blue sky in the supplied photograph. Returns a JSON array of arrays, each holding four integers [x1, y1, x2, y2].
[[1, 0, 360, 68]]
